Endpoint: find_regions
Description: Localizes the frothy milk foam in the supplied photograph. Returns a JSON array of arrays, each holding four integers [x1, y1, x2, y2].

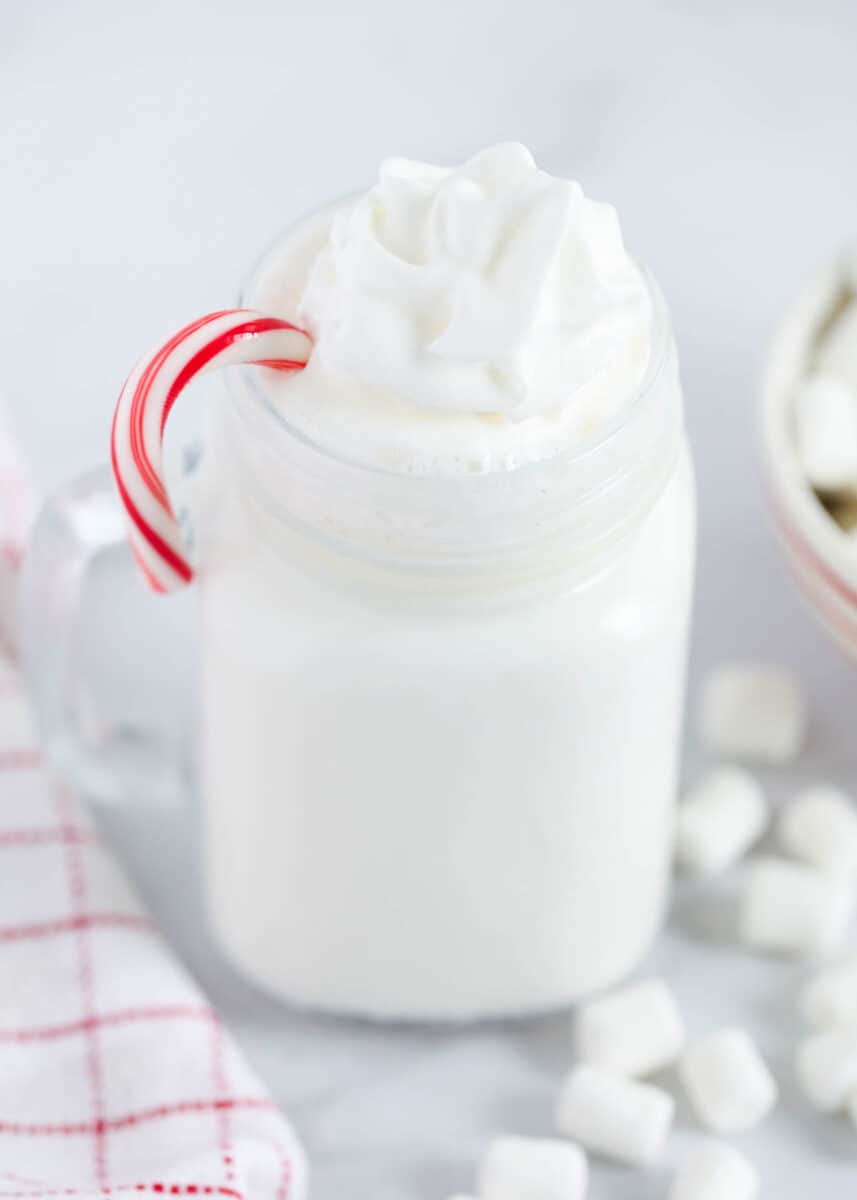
[[200, 144, 694, 1018]]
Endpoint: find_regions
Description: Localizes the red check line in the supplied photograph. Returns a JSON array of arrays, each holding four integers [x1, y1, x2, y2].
[[138, 1187, 243, 1199], [277, 1152, 292, 1200], [0, 827, 97, 850], [0, 750, 42, 771], [0, 1004, 216, 1044], [0, 1172, 45, 1191], [0, 1184, 246, 1199], [0, 1097, 275, 1137], [0, 913, 152, 943], [56, 790, 108, 1190], [208, 1016, 234, 1183]]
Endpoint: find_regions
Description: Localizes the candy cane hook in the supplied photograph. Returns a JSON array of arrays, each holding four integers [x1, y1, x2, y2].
[[110, 310, 312, 593]]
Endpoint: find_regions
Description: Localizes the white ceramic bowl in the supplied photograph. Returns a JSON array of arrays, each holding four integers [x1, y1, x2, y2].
[[760, 252, 857, 662]]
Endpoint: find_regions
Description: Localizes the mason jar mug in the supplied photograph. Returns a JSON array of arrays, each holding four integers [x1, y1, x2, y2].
[[21, 220, 695, 1021]]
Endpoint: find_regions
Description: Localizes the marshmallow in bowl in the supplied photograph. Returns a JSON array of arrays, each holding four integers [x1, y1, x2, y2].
[[762, 252, 857, 662], [788, 274, 857, 535], [815, 296, 857, 394], [793, 373, 857, 492]]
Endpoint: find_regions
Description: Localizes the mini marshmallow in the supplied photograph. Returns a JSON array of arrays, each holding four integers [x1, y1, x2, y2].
[[793, 373, 857, 491], [795, 1023, 857, 1112], [697, 663, 806, 763], [739, 856, 854, 957], [478, 1135, 588, 1200], [678, 1028, 777, 1135], [669, 1143, 759, 1200], [801, 955, 857, 1027], [778, 785, 857, 877], [575, 976, 684, 1077], [554, 1064, 674, 1166], [676, 767, 768, 875]]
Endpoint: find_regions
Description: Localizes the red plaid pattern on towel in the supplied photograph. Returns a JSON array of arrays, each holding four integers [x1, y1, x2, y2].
[[0, 659, 306, 1198]]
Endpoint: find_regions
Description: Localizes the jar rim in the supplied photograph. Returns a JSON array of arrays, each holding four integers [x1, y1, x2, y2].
[[234, 207, 673, 486], [211, 211, 682, 575]]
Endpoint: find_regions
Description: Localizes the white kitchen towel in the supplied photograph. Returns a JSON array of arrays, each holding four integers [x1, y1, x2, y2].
[[0, 399, 306, 1197], [0, 663, 307, 1197]]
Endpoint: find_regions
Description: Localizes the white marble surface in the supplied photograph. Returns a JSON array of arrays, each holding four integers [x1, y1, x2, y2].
[[5, 0, 857, 1195]]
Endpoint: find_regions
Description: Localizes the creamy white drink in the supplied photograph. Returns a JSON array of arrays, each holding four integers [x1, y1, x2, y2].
[[198, 144, 695, 1019]]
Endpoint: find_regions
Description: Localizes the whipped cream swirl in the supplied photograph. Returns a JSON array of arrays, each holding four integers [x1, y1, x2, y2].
[[298, 143, 651, 421]]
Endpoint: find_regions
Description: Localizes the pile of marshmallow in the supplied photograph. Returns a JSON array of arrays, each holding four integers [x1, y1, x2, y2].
[[793, 280, 857, 531], [449, 661, 857, 1200]]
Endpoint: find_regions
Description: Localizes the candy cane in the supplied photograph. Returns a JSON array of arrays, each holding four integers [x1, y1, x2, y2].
[[111, 310, 312, 593]]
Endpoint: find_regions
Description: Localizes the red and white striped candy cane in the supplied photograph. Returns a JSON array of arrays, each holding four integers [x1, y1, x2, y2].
[[110, 310, 312, 593]]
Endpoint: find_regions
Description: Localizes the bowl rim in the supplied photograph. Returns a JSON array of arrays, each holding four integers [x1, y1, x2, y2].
[[759, 251, 857, 604]]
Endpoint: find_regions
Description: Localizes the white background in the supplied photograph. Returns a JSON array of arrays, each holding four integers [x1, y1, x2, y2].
[[4, 1, 857, 1196]]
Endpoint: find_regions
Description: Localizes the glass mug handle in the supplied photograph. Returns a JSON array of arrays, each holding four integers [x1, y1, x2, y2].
[[19, 465, 198, 804], [19, 309, 311, 804]]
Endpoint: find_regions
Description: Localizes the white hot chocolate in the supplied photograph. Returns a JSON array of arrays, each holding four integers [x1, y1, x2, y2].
[[198, 144, 695, 1019]]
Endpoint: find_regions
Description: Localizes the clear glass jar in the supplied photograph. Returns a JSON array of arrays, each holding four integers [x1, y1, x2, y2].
[[194, 248, 695, 1020]]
